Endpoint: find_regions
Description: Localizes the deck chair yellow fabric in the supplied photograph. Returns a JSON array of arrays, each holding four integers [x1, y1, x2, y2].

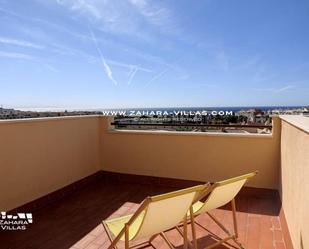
[[188, 171, 258, 249], [102, 184, 207, 249]]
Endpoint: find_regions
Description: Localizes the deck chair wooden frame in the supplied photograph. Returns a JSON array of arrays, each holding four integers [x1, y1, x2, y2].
[[102, 184, 207, 249], [179, 171, 258, 249]]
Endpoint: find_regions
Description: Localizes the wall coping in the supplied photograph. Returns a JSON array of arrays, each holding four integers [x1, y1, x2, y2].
[[0, 115, 102, 125], [280, 115, 309, 134], [107, 129, 273, 138], [0, 115, 277, 138]]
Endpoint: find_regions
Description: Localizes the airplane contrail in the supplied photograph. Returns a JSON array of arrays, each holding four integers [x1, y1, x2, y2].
[[144, 68, 169, 87], [89, 28, 118, 86], [127, 66, 139, 85]]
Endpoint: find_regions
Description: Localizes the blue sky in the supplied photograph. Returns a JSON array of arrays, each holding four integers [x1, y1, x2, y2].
[[0, 0, 308, 109]]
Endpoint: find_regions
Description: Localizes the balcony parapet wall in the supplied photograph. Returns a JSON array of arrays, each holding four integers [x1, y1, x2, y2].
[[0, 115, 282, 211], [279, 115, 309, 249], [101, 116, 281, 190]]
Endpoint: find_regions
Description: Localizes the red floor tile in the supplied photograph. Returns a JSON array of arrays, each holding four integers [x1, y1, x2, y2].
[[274, 229, 284, 242], [275, 241, 286, 249], [0, 179, 285, 249], [246, 215, 261, 249]]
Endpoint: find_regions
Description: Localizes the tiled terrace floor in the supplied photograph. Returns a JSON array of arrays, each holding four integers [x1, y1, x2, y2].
[[0, 178, 287, 249]]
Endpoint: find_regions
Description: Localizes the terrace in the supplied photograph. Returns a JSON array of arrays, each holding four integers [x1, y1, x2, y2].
[[0, 115, 308, 249]]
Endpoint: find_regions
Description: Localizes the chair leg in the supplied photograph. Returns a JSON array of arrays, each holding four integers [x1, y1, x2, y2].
[[204, 200, 245, 249], [102, 222, 119, 249], [206, 212, 231, 236], [193, 220, 223, 242], [125, 224, 130, 249], [232, 238, 245, 249], [231, 199, 246, 248], [231, 198, 238, 238], [189, 207, 198, 249], [183, 216, 188, 249], [175, 223, 194, 248]]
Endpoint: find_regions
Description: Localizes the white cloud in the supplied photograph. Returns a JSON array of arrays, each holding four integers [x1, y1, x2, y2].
[[0, 51, 34, 60], [69, 0, 101, 19], [107, 59, 151, 73], [44, 64, 60, 73], [253, 85, 296, 93], [0, 37, 44, 49], [55, 0, 102, 20], [276, 85, 295, 92], [50, 42, 153, 81], [53, 0, 174, 37], [1, 2, 180, 73], [128, 0, 170, 27], [0, 6, 92, 42], [0, 51, 59, 73], [55, 1, 132, 32], [1, 1, 185, 86]]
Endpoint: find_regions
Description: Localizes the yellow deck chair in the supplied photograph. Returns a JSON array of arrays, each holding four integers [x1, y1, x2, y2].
[[188, 171, 258, 249], [102, 184, 207, 249]]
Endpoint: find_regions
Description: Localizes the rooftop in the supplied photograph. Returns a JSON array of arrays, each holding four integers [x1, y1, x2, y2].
[[0, 174, 286, 249], [0, 115, 308, 249]]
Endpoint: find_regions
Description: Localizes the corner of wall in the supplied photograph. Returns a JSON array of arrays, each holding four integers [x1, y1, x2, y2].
[[271, 116, 282, 191], [98, 116, 114, 171]]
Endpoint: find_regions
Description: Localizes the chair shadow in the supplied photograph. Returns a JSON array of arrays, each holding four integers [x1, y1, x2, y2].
[[0, 179, 281, 249], [217, 195, 281, 217]]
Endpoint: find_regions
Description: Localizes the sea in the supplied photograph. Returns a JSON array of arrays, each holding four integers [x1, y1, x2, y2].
[[16, 106, 307, 113], [100, 106, 306, 113]]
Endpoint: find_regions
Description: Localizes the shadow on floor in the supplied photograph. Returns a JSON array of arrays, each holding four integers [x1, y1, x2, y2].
[[0, 178, 283, 249]]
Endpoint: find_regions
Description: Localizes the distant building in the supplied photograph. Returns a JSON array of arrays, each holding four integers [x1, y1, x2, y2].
[[236, 109, 266, 123]]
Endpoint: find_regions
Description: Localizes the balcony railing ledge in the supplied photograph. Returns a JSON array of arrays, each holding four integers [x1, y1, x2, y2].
[[280, 115, 309, 134], [107, 129, 274, 138], [0, 115, 102, 125]]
